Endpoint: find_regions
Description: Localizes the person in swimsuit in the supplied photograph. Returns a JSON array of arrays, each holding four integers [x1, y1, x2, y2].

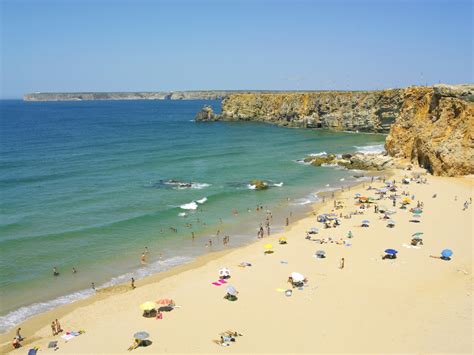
[[53, 267, 59, 276]]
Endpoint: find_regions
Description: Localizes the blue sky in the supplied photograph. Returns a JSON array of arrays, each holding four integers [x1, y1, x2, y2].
[[1, 0, 472, 98]]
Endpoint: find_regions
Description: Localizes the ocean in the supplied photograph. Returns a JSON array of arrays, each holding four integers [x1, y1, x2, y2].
[[0, 99, 386, 332]]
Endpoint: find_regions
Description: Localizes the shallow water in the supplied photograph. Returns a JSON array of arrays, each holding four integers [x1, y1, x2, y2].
[[0, 99, 385, 331]]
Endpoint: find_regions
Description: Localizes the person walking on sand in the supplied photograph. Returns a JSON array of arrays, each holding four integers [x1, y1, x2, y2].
[[51, 321, 56, 336], [339, 258, 345, 269], [131, 277, 136, 289]]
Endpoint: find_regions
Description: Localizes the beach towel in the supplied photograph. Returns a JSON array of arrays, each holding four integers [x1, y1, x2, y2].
[[48, 341, 58, 348], [61, 334, 75, 341], [211, 279, 227, 286]]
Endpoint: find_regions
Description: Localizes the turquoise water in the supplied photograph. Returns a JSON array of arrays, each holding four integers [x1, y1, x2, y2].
[[0, 100, 385, 331]]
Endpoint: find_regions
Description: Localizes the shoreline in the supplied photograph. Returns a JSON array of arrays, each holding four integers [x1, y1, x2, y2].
[[0, 168, 386, 348], [3, 167, 472, 353]]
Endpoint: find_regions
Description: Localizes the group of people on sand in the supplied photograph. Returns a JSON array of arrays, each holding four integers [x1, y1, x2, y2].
[[12, 328, 23, 348], [51, 319, 63, 336]]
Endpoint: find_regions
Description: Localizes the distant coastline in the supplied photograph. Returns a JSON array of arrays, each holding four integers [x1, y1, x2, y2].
[[23, 90, 352, 102]]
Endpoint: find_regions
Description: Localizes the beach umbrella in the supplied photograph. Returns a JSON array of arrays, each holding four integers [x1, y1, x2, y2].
[[387, 220, 396, 225], [384, 249, 398, 255], [412, 236, 423, 241], [385, 210, 396, 215], [279, 237, 287, 242], [264, 243, 273, 250], [354, 193, 361, 198], [412, 232, 424, 237], [156, 298, 174, 305], [290, 272, 305, 282], [441, 249, 453, 258], [133, 331, 150, 340], [378, 188, 388, 194], [402, 198, 412, 204], [378, 205, 388, 211], [412, 208, 423, 214], [139, 302, 156, 311], [226, 285, 238, 296], [218, 268, 231, 277], [315, 250, 325, 257], [308, 227, 319, 234]]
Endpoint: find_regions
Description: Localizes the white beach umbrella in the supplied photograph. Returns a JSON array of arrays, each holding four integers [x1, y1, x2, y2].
[[218, 268, 230, 277], [290, 272, 305, 282]]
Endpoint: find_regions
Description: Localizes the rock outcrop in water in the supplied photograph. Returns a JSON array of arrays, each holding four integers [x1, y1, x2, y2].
[[302, 153, 397, 171], [385, 85, 474, 176]]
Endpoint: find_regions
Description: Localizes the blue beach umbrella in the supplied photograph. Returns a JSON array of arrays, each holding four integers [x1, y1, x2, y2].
[[412, 208, 423, 214], [385, 249, 398, 255], [362, 220, 370, 225], [412, 232, 424, 237], [355, 193, 361, 198], [441, 249, 453, 258]]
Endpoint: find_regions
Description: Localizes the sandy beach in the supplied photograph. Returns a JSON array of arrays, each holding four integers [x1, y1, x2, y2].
[[2, 168, 472, 354]]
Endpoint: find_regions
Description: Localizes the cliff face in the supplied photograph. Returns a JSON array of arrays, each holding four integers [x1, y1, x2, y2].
[[385, 85, 474, 176], [197, 84, 473, 176], [217, 90, 405, 132]]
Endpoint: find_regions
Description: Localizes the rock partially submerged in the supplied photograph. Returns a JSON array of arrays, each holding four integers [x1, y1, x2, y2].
[[250, 179, 269, 190], [195, 105, 217, 121], [303, 152, 395, 171]]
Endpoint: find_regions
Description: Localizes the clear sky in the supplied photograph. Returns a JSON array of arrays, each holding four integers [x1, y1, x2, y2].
[[1, 0, 472, 98]]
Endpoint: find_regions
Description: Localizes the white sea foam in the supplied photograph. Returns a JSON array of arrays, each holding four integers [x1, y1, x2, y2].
[[272, 182, 284, 187], [190, 183, 211, 189], [178, 212, 187, 217], [180, 201, 198, 210], [294, 159, 311, 166], [247, 184, 257, 190], [354, 144, 385, 154], [309, 151, 328, 157], [0, 256, 194, 333], [196, 197, 208, 204]]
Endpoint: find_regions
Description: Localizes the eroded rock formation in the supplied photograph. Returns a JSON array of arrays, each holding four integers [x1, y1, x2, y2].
[[385, 85, 474, 176]]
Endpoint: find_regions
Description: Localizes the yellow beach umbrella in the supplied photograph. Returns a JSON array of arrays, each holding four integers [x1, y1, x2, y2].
[[264, 243, 273, 250], [402, 198, 412, 204], [139, 301, 156, 311], [279, 237, 287, 242]]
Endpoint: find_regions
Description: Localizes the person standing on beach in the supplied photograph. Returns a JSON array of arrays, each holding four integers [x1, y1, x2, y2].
[[131, 277, 136, 289], [339, 258, 345, 269], [54, 319, 62, 334], [51, 321, 56, 336], [15, 328, 23, 341], [286, 217, 289, 226], [191, 231, 195, 241]]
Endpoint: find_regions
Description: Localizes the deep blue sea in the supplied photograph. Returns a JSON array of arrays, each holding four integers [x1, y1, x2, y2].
[[0, 99, 386, 331]]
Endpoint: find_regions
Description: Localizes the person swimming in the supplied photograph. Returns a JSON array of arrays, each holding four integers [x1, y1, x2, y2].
[[53, 267, 59, 276]]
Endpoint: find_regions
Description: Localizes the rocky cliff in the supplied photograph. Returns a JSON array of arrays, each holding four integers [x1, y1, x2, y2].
[[196, 84, 473, 176], [385, 85, 474, 176], [213, 89, 405, 132]]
